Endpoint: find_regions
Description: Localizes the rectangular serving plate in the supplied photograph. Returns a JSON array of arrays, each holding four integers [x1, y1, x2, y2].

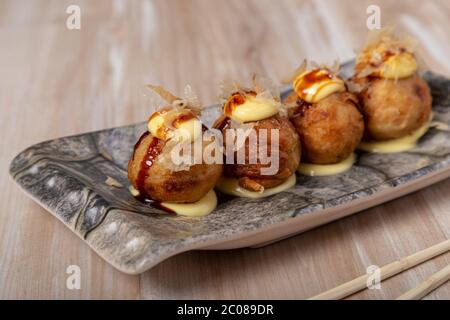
[[10, 62, 450, 274]]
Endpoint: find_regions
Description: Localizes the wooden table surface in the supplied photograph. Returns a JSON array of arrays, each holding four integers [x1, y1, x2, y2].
[[2, 0, 450, 299]]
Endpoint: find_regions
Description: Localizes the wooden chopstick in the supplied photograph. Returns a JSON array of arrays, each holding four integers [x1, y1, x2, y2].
[[396, 264, 450, 300], [308, 239, 450, 300]]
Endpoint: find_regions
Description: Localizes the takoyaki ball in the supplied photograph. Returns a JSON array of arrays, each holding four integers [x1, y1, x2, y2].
[[288, 91, 364, 164], [350, 28, 432, 141], [127, 84, 223, 204], [214, 89, 301, 193], [128, 131, 223, 203], [220, 114, 300, 192], [351, 74, 432, 141], [284, 66, 364, 164]]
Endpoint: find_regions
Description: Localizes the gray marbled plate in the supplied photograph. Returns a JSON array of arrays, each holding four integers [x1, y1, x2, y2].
[[10, 62, 450, 274]]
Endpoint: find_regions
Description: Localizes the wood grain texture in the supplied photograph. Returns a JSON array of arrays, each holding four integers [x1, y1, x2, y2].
[[1, 0, 450, 299]]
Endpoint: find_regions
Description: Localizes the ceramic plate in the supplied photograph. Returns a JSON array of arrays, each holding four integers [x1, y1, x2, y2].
[[10, 62, 450, 274]]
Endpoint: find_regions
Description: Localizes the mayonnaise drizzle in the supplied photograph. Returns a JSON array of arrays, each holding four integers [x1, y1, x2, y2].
[[297, 153, 356, 177], [224, 94, 279, 123], [147, 109, 202, 142], [161, 190, 217, 217], [216, 174, 296, 198], [293, 69, 346, 103], [358, 117, 432, 154]]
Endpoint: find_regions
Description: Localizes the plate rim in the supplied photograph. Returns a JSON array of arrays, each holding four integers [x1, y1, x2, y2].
[[10, 157, 450, 274]]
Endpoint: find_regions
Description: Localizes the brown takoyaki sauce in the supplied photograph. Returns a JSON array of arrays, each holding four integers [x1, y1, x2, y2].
[[148, 108, 197, 140], [295, 69, 333, 95], [172, 112, 196, 128], [293, 99, 313, 117], [223, 92, 246, 117], [363, 48, 408, 79], [214, 115, 231, 132], [132, 131, 150, 161], [223, 91, 258, 118], [369, 50, 395, 68], [148, 111, 170, 140], [136, 135, 165, 195], [134, 193, 175, 214], [130, 132, 174, 214]]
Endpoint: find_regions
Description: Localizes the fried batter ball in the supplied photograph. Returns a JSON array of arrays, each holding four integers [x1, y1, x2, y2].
[[350, 74, 432, 141], [128, 131, 223, 203], [214, 114, 300, 193], [350, 28, 433, 141], [285, 91, 364, 164]]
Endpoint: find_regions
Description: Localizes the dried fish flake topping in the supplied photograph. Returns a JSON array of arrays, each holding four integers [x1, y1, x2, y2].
[[354, 27, 419, 78], [284, 59, 342, 85], [145, 84, 202, 115], [219, 75, 284, 122], [105, 176, 123, 188], [219, 75, 281, 105]]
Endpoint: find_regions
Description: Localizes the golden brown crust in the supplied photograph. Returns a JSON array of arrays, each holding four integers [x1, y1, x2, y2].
[[351, 74, 432, 140], [220, 115, 301, 192], [288, 92, 364, 164], [127, 132, 223, 203]]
